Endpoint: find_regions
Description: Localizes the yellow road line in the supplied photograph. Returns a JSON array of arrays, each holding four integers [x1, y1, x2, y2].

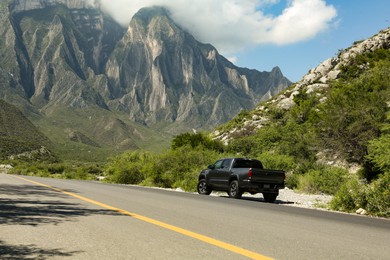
[[15, 175, 273, 260]]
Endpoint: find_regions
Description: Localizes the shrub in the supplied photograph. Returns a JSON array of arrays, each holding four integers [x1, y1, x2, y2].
[[297, 166, 348, 195], [105, 151, 154, 184], [8, 161, 99, 180], [330, 171, 389, 217], [330, 175, 368, 212], [63, 168, 92, 180], [171, 132, 224, 152], [151, 146, 224, 190], [316, 56, 390, 163], [285, 172, 299, 189], [105, 146, 227, 191], [366, 134, 390, 172], [47, 164, 66, 174], [258, 151, 296, 171], [227, 136, 258, 156], [365, 171, 390, 217]]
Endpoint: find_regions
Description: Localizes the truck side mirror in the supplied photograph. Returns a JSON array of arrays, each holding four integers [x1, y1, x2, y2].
[[207, 165, 214, 170]]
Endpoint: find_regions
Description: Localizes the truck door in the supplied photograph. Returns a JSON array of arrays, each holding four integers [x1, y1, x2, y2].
[[209, 159, 232, 188], [208, 160, 223, 186]]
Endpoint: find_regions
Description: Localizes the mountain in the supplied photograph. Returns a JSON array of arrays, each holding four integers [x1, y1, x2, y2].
[[105, 6, 290, 131], [0, 0, 291, 159], [0, 99, 54, 160]]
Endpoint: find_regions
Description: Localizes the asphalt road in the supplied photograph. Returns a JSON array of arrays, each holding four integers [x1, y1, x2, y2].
[[1, 174, 389, 259]]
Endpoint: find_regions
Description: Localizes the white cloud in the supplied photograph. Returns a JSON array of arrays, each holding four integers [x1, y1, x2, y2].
[[226, 56, 238, 64], [98, 0, 337, 54]]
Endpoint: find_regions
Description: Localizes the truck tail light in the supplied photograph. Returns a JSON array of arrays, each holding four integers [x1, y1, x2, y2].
[[248, 168, 253, 178]]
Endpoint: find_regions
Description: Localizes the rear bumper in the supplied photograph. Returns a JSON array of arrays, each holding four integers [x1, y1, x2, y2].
[[240, 180, 285, 193]]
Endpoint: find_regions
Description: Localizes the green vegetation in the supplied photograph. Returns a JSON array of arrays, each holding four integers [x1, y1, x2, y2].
[[171, 132, 224, 152], [105, 133, 228, 191], [8, 160, 102, 180], [32, 106, 171, 162], [296, 167, 348, 195], [0, 100, 55, 160], [330, 124, 390, 217], [215, 48, 390, 217], [6, 132, 228, 192]]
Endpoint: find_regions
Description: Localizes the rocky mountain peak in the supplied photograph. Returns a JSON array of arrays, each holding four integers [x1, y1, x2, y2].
[[132, 6, 171, 24], [126, 6, 181, 42], [105, 6, 291, 131]]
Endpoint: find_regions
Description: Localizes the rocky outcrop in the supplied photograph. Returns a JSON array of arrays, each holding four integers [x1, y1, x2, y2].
[[278, 27, 390, 111], [8, 146, 55, 161]]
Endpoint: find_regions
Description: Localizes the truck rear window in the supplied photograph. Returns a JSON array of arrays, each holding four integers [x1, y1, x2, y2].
[[233, 159, 263, 169]]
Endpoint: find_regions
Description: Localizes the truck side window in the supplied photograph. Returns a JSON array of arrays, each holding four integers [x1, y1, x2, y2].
[[214, 160, 223, 169], [222, 159, 232, 169]]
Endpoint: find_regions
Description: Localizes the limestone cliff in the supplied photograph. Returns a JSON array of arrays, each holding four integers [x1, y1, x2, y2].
[[105, 6, 291, 131]]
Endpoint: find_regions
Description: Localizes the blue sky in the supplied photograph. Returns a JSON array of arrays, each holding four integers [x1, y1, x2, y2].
[[98, 0, 390, 82], [235, 0, 390, 81]]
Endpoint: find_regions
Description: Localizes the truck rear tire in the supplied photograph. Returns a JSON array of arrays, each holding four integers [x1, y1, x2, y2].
[[197, 179, 212, 195], [228, 180, 242, 199], [263, 193, 277, 203]]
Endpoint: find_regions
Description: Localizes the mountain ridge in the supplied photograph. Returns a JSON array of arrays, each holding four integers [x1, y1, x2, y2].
[[0, 1, 291, 158]]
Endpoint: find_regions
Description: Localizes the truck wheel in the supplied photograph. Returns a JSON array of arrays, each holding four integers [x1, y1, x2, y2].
[[197, 179, 212, 195], [263, 193, 277, 203], [228, 180, 242, 199]]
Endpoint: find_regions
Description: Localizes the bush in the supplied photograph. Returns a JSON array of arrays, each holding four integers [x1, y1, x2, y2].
[[258, 151, 296, 171], [171, 132, 224, 152], [105, 151, 154, 184], [285, 172, 299, 189], [150, 146, 224, 190], [227, 136, 258, 156], [63, 168, 91, 180], [330, 171, 389, 217], [330, 175, 368, 212], [366, 134, 390, 172], [228, 120, 315, 162], [104, 146, 228, 191], [47, 164, 66, 174], [8, 161, 98, 180], [316, 57, 390, 163], [365, 171, 390, 217], [297, 166, 348, 195]]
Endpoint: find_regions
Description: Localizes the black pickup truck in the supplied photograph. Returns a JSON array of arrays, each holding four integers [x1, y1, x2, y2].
[[197, 158, 285, 202]]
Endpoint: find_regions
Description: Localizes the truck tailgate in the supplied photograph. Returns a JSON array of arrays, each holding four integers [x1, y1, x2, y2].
[[250, 169, 285, 184]]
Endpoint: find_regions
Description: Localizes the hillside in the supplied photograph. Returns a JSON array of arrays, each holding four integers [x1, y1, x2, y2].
[[0, 1, 291, 159], [0, 100, 54, 160], [213, 27, 390, 165], [209, 27, 390, 216]]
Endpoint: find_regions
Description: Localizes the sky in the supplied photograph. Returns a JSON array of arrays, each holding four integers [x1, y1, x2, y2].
[[96, 0, 390, 82]]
